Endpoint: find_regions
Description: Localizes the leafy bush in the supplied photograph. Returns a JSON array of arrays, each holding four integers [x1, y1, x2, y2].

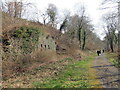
[[12, 26, 42, 54], [3, 26, 44, 79]]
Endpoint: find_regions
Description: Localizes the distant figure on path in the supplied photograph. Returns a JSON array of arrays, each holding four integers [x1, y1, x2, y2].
[[97, 50, 101, 56], [102, 49, 104, 53]]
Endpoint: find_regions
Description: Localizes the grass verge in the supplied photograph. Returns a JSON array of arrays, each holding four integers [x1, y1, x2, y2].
[[107, 53, 120, 68], [32, 54, 102, 88]]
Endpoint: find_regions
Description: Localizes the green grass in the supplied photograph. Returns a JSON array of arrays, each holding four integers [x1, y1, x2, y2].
[[32, 54, 99, 88], [107, 53, 120, 68]]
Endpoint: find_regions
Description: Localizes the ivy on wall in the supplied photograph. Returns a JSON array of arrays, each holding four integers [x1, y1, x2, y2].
[[12, 26, 42, 54]]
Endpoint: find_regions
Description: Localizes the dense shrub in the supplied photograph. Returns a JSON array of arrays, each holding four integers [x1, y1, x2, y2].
[[12, 26, 42, 54], [2, 26, 43, 79]]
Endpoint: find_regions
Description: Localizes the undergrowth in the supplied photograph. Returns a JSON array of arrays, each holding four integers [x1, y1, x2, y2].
[[107, 53, 120, 68], [33, 54, 101, 88], [12, 26, 43, 54], [3, 26, 43, 80]]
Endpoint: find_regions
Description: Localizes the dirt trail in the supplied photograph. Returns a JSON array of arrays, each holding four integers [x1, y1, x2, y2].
[[92, 53, 120, 88]]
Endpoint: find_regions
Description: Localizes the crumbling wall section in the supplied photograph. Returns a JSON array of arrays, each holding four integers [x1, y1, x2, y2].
[[38, 35, 56, 51]]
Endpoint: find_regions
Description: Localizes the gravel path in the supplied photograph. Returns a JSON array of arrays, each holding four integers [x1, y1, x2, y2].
[[93, 53, 120, 88]]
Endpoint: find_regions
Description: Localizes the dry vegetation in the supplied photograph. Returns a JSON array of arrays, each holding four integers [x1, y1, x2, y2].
[[1, 0, 119, 88], [1, 7, 104, 88], [2, 12, 84, 80]]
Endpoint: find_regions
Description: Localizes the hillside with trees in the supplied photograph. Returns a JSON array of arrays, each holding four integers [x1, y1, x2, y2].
[[0, 0, 119, 88]]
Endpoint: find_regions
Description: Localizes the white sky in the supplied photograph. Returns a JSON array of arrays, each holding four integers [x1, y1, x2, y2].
[[29, 0, 103, 25], [2, 0, 117, 40], [28, 0, 105, 39]]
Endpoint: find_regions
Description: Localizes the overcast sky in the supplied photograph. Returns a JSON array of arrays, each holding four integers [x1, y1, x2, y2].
[[27, 0, 106, 39], [2, 0, 117, 40], [28, 0, 103, 25]]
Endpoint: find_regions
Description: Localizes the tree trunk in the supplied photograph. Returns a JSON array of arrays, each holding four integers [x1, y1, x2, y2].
[[109, 38, 114, 52], [118, 2, 120, 62], [106, 34, 110, 51], [107, 39, 110, 51], [14, 2, 17, 18], [43, 19, 46, 25], [78, 29, 81, 43], [78, 27, 81, 48], [82, 31, 86, 50], [118, 31, 120, 62]]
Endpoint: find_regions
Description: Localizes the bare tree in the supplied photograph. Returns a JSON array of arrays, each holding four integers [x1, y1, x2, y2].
[[41, 13, 49, 25], [76, 6, 85, 48], [3, 0, 23, 18], [32, 10, 42, 24], [59, 11, 70, 32], [103, 12, 118, 52], [66, 5, 86, 49], [81, 18, 93, 50], [102, 0, 120, 61], [118, 1, 120, 61], [46, 4, 57, 27], [59, 17, 68, 32], [2, 0, 33, 19], [66, 14, 93, 50]]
